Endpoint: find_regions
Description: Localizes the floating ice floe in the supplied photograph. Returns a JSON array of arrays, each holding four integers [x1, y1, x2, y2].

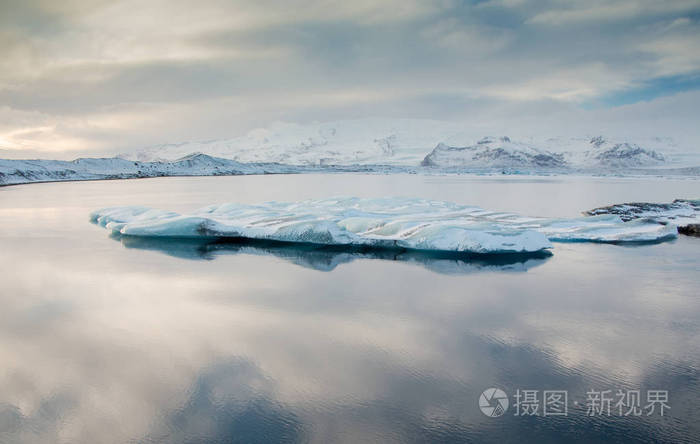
[[91, 198, 679, 255], [584, 199, 700, 224], [584, 199, 700, 237]]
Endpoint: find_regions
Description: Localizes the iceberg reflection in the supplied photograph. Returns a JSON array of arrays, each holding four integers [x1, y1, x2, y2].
[[111, 234, 552, 274]]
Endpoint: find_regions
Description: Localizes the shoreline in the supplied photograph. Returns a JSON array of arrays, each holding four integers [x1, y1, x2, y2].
[[2, 167, 700, 189]]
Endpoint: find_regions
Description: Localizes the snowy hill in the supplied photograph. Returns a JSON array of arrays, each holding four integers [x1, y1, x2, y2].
[[421, 137, 567, 169], [549, 136, 666, 168], [0, 154, 308, 186], [420, 134, 687, 170], [588, 141, 665, 168]]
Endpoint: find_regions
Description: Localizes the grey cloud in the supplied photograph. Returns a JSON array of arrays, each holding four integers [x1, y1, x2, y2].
[[0, 0, 699, 156]]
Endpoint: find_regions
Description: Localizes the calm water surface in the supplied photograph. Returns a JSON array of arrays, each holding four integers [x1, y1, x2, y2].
[[0, 174, 699, 443]]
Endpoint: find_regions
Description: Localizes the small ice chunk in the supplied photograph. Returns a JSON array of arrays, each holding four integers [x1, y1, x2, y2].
[[584, 199, 700, 224]]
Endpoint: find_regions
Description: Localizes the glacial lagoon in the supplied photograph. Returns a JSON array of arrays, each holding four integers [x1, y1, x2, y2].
[[1, 174, 699, 443]]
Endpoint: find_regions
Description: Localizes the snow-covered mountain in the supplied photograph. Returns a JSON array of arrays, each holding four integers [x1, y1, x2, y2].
[[420, 134, 685, 170], [421, 136, 567, 169], [2, 119, 698, 186], [123, 119, 694, 171], [588, 141, 665, 167], [552, 136, 666, 168], [124, 119, 464, 166]]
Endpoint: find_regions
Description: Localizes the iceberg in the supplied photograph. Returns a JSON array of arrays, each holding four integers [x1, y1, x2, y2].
[[584, 199, 700, 236], [584, 199, 700, 224], [91, 198, 678, 255]]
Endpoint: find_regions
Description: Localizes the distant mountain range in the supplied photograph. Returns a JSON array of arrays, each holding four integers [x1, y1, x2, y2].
[[122, 119, 694, 170], [421, 136, 667, 169], [0, 154, 303, 186], [121, 119, 462, 166], [2, 119, 699, 185]]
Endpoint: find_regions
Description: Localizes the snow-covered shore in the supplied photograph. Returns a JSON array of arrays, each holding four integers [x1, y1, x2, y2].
[[0, 154, 304, 186], [0, 154, 395, 186], [3, 153, 700, 187]]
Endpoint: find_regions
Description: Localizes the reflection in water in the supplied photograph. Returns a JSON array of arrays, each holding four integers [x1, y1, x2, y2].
[[1, 176, 700, 443], [114, 234, 552, 275], [145, 359, 304, 444]]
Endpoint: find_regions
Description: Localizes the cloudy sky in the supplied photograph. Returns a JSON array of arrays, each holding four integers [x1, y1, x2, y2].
[[1, 0, 700, 159]]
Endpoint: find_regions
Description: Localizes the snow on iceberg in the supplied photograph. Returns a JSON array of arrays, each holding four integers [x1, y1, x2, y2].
[[584, 199, 699, 224], [584, 199, 699, 236], [91, 198, 678, 255]]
